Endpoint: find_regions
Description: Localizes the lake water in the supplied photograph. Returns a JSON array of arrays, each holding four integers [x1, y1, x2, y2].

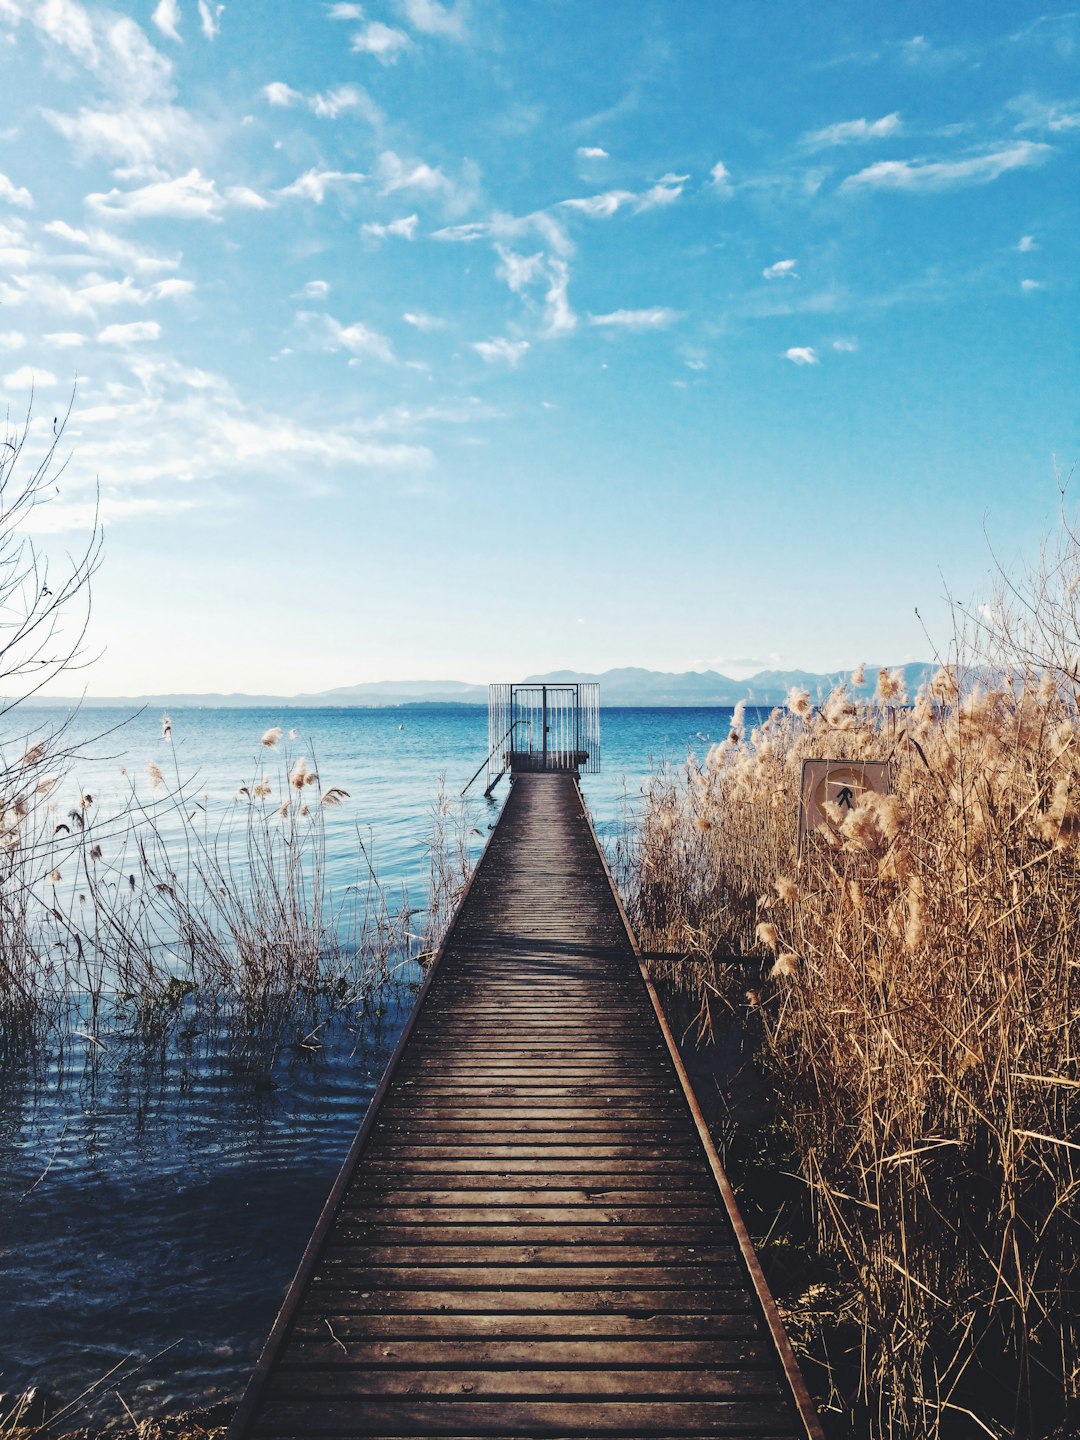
[[0, 704, 755, 1426]]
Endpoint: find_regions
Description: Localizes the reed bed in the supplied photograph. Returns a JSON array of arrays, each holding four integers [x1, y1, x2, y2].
[[626, 574, 1079, 1435], [0, 717, 475, 1065]]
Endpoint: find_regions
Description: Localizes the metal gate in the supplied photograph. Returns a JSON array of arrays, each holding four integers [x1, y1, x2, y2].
[[488, 682, 600, 786]]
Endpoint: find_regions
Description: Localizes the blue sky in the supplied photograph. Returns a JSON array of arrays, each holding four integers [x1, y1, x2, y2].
[[1, 0, 1076, 694]]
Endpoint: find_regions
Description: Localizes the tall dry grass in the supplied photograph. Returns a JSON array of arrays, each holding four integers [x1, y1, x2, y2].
[[0, 721, 474, 1063], [627, 547, 1080, 1437]]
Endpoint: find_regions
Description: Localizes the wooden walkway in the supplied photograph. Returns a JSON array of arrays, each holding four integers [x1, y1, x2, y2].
[[229, 773, 823, 1439]]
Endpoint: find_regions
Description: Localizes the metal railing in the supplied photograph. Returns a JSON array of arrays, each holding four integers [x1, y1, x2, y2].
[[486, 682, 600, 787]]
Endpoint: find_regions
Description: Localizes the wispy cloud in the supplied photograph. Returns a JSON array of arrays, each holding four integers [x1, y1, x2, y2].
[[0, 173, 33, 208], [99, 320, 162, 344], [841, 141, 1051, 192], [1020, 278, 1043, 292], [197, 1, 223, 40], [362, 214, 418, 241], [0, 330, 25, 350], [376, 150, 452, 197], [278, 168, 365, 203], [401, 0, 466, 38], [832, 338, 858, 352], [4, 366, 58, 390], [263, 81, 381, 123], [294, 279, 330, 300], [352, 21, 411, 62], [473, 337, 529, 365], [44, 332, 88, 348], [43, 220, 181, 275], [1017, 234, 1038, 252], [309, 313, 395, 363], [763, 258, 798, 279], [152, 0, 181, 41], [561, 171, 686, 220], [577, 145, 608, 160], [590, 307, 680, 329], [403, 311, 446, 331], [561, 190, 635, 218], [784, 346, 818, 365], [709, 160, 733, 196], [328, 3, 364, 17], [1009, 93, 1080, 133], [89, 169, 269, 220], [638, 173, 688, 209], [802, 112, 902, 148]]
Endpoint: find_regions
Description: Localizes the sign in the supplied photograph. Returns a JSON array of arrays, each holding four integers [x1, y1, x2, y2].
[[799, 759, 891, 848]]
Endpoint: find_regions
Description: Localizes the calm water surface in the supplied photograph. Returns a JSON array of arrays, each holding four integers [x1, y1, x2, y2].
[[0, 705, 748, 1424]]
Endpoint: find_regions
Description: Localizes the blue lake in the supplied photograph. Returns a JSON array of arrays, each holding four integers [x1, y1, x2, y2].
[[0, 704, 754, 1425]]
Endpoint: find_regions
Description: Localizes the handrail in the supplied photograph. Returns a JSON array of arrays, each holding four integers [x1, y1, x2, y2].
[[460, 720, 518, 797]]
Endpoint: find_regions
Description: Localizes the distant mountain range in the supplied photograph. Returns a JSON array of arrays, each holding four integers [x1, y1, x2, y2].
[[22, 664, 935, 710]]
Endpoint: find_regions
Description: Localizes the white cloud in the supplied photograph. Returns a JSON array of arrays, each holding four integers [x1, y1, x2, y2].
[[1017, 234, 1038, 251], [431, 220, 489, 242], [589, 307, 681, 329], [577, 146, 608, 160], [802, 112, 902, 148], [1010, 94, 1080, 133], [42, 221, 179, 276], [561, 190, 635, 218], [352, 20, 410, 61], [637, 173, 688, 209], [403, 310, 446, 330], [278, 168, 365, 203], [562, 173, 686, 218], [709, 160, 733, 196], [763, 258, 798, 279], [152, 0, 181, 41], [295, 279, 330, 299], [197, 0, 223, 39], [24, 357, 435, 526], [401, 0, 464, 37], [328, 3, 364, 16], [1020, 278, 1043, 291], [0, 263, 193, 317], [473, 337, 529, 365], [4, 366, 58, 390], [832, 338, 858, 352], [376, 150, 452, 196], [542, 260, 575, 337], [0, 173, 33, 208], [263, 81, 302, 107], [495, 245, 545, 293], [841, 141, 1051, 192], [88, 168, 268, 220], [153, 278, 195, 301], [44, 332, 87, 347], [45, 103, 204, 169], [98, 320, 162, 344], [362, 213, 418, 241], [262, 81, 380, 123], [311, 313, 395, 363], [784, 346, 818, 365], [0, 330, 25, 349]]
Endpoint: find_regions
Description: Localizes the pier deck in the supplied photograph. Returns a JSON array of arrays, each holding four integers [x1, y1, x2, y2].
[[230, 772, 822, 1439]]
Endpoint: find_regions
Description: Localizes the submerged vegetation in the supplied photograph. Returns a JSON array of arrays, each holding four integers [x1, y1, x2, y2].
[[625, 524, 1080, 1438]]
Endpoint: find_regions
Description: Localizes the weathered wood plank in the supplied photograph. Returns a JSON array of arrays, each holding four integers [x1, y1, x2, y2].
[[229, 772, 819, 1440]]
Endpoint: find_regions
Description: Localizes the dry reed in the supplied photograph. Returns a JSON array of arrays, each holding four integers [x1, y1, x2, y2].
[[626, 537, 1080, 1438]]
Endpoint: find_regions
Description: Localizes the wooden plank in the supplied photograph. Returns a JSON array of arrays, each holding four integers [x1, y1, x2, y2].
[[229, 771, 819, 1440], [251, 1398, 798, 1436]]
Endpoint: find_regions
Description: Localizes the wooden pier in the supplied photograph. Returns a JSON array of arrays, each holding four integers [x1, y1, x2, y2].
[[229, 771, 823, 1439]]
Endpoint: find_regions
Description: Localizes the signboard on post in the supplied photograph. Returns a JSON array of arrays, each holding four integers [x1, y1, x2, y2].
[[799, 759, 891, 850]]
